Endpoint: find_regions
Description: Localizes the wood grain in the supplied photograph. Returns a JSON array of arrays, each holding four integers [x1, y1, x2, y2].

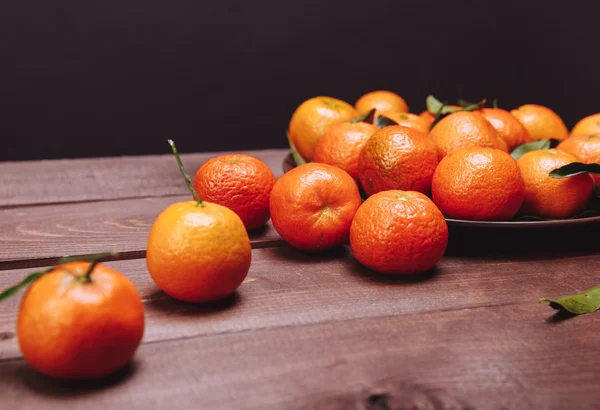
[[1, 302, 598, 410], [0, 196, 283, 269], [0, 149, 288, 207], [2, 246, 599, 361], [1, 187, 597, 270]]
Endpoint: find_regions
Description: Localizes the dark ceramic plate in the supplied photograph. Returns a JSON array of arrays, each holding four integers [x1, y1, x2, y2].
[[282, 153, 600, 229]]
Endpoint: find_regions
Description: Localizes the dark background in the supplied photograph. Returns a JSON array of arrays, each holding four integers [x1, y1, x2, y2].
[[1, 1, 598, 161]]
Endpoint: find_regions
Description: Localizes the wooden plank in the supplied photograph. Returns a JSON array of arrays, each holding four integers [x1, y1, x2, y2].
[[1, 302, 598, 409], [2, 246, 599, 360], [1, 186, 597, 270], [0, 196, 283, 269], [0, 149, 288, 207]]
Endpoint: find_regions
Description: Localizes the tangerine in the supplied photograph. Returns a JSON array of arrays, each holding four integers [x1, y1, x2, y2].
[[431, 147, 525, 221], [17, 261, 144, 379], [480, 107, 532, 151], [350, 190, 448, 274], [382, 112, 430, 134], [355, 90, 409, 116], [516, 149, 593, 219], [428, 111, 508, 160], [193, 154, 276, 230], [269, 163, 361, 251], [313, 121, 378, 179], [288, 96, 357, 162], [146, 141, 252, 303], [556, 135, 600, 186], [510, 104, 569, 141], [570, 113, 600, 137], [358, 125, 438, 196], [146, 201, 251, 302]]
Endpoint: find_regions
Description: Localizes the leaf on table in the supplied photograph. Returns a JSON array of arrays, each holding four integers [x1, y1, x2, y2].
[[350, 108, 376, 124], [510, 139, 551, 160], [286, 130, 306, 166], [549, 162, 600, 179], [540, 284, 600, 315], [374, 115, 398, 129]]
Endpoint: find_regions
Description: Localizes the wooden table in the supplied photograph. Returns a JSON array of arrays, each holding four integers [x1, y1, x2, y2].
[[1, 149, 599, 410]]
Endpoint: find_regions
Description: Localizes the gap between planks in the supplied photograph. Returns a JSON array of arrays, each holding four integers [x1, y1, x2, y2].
[[0, 149, 288, 208], [0, 240, 287, 271], [0, 194, 287, 271]]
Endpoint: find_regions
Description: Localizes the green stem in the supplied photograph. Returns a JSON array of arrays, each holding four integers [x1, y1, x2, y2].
[[0, 252, 116, 301], [80, 260, 101, 283], [168, 139, 204, 207]]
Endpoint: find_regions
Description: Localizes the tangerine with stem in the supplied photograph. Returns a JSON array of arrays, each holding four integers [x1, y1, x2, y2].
[[0, 253, 145, 379], [146, 140, 252, 303]]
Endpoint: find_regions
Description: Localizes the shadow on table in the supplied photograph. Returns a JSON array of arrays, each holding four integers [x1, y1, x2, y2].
[[545, 309, 578, 324], [143, 290, 241, 316], [15, 360, 138, 397], [446, 224, 598, 258], [269, 244, 350, 264], [269, 244, 439, 283], [345, 257, 440, 285]]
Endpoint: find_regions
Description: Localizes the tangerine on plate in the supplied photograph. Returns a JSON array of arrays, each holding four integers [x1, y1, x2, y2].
[[269, 163, 362, 251], [431, 147, 525, 221], [556, 135, 600, 186], [516, 149, 594, 219], [146, 141, 252, 303], [193, 154, 276, 230], [358, 125, 438, 196], [381, 112, 430, 134], [350, 190, 448, 275], [17, 261, 144, 379], [355, 90, 409, 116], [570, 113, 600, 137], [510, 104, 569, 141], [313, 121, 378, 179], [429, 111, 508, 160], [288, 96, 357, 162], [480, 107, 532, 151]]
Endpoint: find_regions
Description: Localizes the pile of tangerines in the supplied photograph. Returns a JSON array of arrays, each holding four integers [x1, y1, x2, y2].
[[2, 91, 599, 382]]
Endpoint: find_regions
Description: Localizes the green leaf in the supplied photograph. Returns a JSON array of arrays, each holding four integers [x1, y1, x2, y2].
[[429, 99, 486, 131], [540, 284, 600, 315], [549, 162, 600, 179], [460, 99, 487, 112], [374, 115, 398, 129], [510, 140, 551, 160], [0, 271, 47, 301], [457, 98, 476, 107], [425, 95, 444, 114], [350, 108, 376, 124], [286, 130, 306, 166], [57, 252, 117, 264], [492, 98, 499, 108], [0, 252, 117, 302]]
